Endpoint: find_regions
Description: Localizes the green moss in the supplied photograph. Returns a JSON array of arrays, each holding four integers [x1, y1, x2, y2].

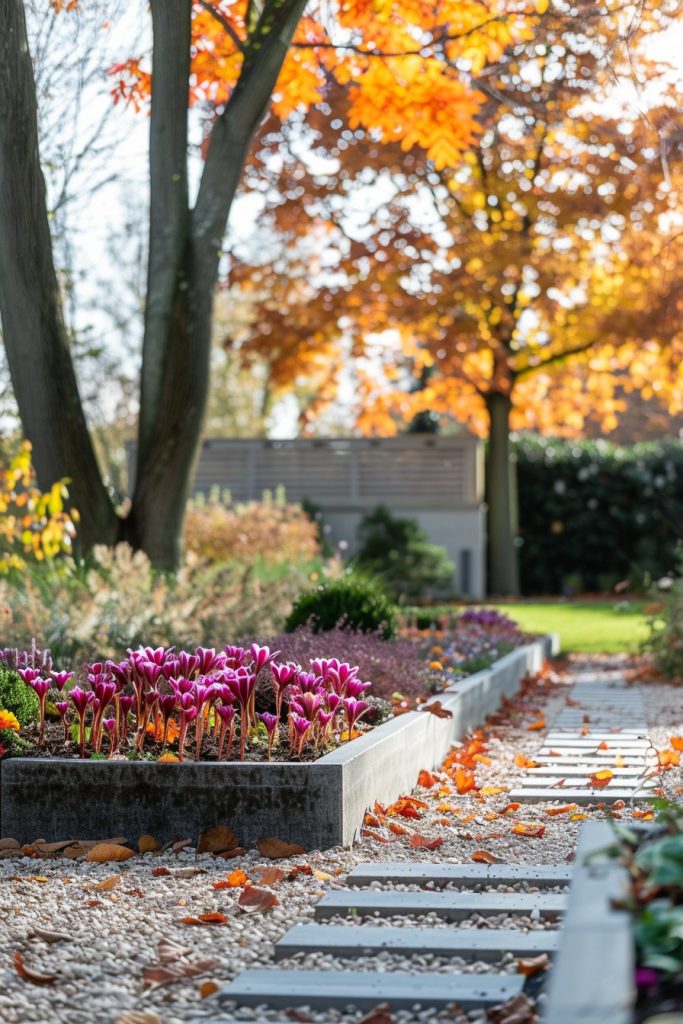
[[0, 666, 40, 726]]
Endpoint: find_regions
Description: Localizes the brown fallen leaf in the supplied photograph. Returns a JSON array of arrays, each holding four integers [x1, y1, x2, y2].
[[13, 951, 57, 986], [590, 769, 614, 789], [197, 826, 238, 856], [31, 927, 72, 943], [238, 886, 279, 913], [516, 952, 550, 976], [138, 835, 161, 854], [472, 850, 499, 864], [360, 828, 394, 844], [157, 938, 192, 962], [254, 866, 286, 885], [30, 840, 78, 856], [89, 875, 121, 892], [86, 843, 135, 864], [143, 958, 220, 989], [199, 979, 220, 999], [83, 899, 102, 907], [488, 992, 536, 1024], [287, 865, 313, 880], [420, 701, 453, 719], [409, 833, 444, 850], [215, 847, 246, 860], [115, 1013, 162, 1024], [359, 1005, 395, 1024], [256, 837, 305, 860], [151, 866, 171, 877], [180, 913, 229, 926], [151, 865, 206, 879], [0, 838, 21, 851], [171, 838, 192, 855]]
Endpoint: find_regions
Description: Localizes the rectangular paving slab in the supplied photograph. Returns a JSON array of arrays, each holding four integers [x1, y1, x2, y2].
[[509, 787, 651, 804], [216, 968, 525, 1010], [348, 861, 572, 888], [313, 890, 568, 920], [275, 923, 562, 961]]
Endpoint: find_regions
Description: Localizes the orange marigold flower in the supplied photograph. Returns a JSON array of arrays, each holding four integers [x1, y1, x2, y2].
[[0, 709, 20, 732]]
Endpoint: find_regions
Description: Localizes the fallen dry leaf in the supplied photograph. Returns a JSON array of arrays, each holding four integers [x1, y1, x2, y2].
[[360, 827, 394, 844], [363, 812, 382, 827], [500, 802, 521, 815], [138, 835, 161, 854], [143, 958, 220, 989], [180, 913, 229, 926], [31, 927, 71, 943], [544, 805, 578, 817], [516, 952, 550, 976], [421, 701, 453, 719], [157, 938, 192, 962], [514, 754, 541, 769], [0, 838, 21, 851], [472, 850, 499, 864], [287, 864, 313, 879], [13, 951, 57, 986], [90, 875, 121, 892], [151, 865, 206, 879], [115, 1013, 162, 1024], [313, 869, 332, 882], [417, 769, 438, 788], [589, 770, 614, 789], [488, 991, 536, 1024], [526, 717, 545, 732], [388, 822, 410, 837], [358, 1005, 395, 1024], [254, 866, 286, 886], [454, 768, 477, 795], [670, 736, 683, 752], [197, 825, 238, 856], [213, 869, 249, 890], [30, 840, 78, 856], [409, 833, 444, 850], [199, 979, 220, 998], [238, 886, 279, 913], [512, 823, 546, 838], [256, 837, 305, 860], [86, 843, 134, 864], [215, 847, 246, 860], [480, 786, 507, 797]]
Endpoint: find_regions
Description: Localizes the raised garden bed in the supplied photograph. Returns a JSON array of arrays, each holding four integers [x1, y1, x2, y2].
[[0, 637, 555, 849]]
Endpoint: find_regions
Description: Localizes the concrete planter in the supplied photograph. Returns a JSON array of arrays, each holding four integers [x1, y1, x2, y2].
[[543, 821, 635, 1024], [0, 636, 555, 849]]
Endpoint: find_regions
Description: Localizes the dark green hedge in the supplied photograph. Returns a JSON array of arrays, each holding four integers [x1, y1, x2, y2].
[[515, 436, 683, 594]]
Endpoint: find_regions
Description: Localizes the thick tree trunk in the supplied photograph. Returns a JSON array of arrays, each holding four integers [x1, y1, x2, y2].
[[485, 392, 520, 596], [0, 0, 118, 550]]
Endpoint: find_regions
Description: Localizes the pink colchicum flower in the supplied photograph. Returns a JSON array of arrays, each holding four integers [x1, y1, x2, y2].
[[103, 718, 119, 758], [215, 703, 236, 761], [69, 687, 95, 759], [225, 671, 258, 761], [270, 662, 298, 720], [24, 676, 51, 748], [49, 670, 73, 692], [290, 713, 312, 757], [55, 701, 70, 742], [343, 697, 369, 734], [158, 692, 178, 750], [257, 711, 279, 760], [177, 693, 199, 762]]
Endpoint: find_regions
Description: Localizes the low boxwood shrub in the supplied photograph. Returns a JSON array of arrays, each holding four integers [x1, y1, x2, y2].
[[285, 576, 398, 639], [643, 562, 683, 680], [0, 665, 40, 726]]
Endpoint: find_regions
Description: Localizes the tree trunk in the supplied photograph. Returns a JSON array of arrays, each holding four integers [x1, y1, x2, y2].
[[485, 391, 520, 596], [0, 0, 118, 550], [130, 0, 309, 568]]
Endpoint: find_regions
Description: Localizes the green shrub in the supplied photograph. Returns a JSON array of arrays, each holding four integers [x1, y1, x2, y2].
[[0, 666, 39, 726], [643, 562, 683, 680], [353, 505, 455, 601], [285, 576, 398, 639], [515, 436, 683, 595]]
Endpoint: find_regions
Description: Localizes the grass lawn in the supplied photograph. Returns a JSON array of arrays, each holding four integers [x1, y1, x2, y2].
[[492, 600, 653, 654]]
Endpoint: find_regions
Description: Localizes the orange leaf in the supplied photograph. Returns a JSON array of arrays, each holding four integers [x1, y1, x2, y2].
[[589, 770, 614, 788], [517, 953, 550, 976], [472, 850, 498, 864], [417, 769, 438, 788], [212, 869, 249, 890], [254, 866, 286, 885], [410, 833, 444, 850], [472, 754, 492, 766], [364, 812, 382, 827], [454, 769, 477, 795], [13, 952, 57, 986], [658, 749, 680, 768], [598, 741, 608, 750], [526, 718, 545, 732], [500, 802, 521, 815], [544, 805, 578, 816], [256, 837, 305, 860], [360, 828, 393, 844], [670, 736, 683, 752], [197, 826, 238, 856], [512, 823, 546, 838], [181, 913, 229, 926], [514, 754, 541, 769], [388, 822, 410, 837], [421, 701, 453, 719], [480, 786, 506, 796]]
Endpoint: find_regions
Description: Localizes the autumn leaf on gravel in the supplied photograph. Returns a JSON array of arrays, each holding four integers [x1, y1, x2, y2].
[[157, 939, 192, 962], [256, 837, 305, 859], [29, 840, 78, 857], [421, 700, 453, 719], [364, 812, 382, 827], [589, 770, 614, 788], [143, 958, 220, 990], [90, 874, 121, 892], [213, 869, 249, 890], [417, 770, 439, 788], [86, 843, 135, 864], [151, 865, 207, 879], [13, 952, 57, 986], [389, 796, 426, 820], [180, 912, 230, 926], [670, 736, 683, 752], [658, 749, 680, 769], [454, 769, 477, 795], [388, 822, 411, 837], [238, 886, 279, 913], [116, 1013, 162, 1024], [480, 786, 506, 797], [358, 1005, 394, 1024], [526, 717, 545, 732], [512, 823, 546, 838], [597, 741, 609, 751], [138, 835, 161, 854], [199, 980, 220, 998], [514, 754, 541, 769], [545, 805, 578, 817], [472, 850, 499, 864], [254, 866, 286, 885], [361, 828, 394, 844], [410, 833, 444, 850], [197, 825, 238, 855], [488, 991, 536, 1024], [516, 952, 550, 976], [500, 802, 521, 815], [287, 864, 314, 879]]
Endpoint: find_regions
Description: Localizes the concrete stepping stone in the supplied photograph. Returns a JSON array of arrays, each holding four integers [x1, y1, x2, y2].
[[515, 776, 655, 788], [347, 861, 572, 888], [313, 890, 567, 920], [216, 968, 525, 1010], [540, 739, 650, 748], [275, 922, 561, 961], [509, 788, 652, 804], [517, 765, 648, 777]]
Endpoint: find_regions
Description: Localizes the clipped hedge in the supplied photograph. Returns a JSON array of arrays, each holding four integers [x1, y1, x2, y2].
[[515, 436, 683, 595]]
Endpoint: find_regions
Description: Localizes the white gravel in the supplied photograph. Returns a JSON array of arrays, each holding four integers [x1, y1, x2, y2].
[[1, 655, 679, 1024]]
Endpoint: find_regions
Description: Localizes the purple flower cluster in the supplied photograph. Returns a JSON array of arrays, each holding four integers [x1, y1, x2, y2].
[[16, 644, 371, 762], [458, 608, 518, 630]]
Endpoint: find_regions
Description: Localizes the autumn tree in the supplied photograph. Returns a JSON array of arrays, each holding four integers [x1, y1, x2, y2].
[[0, 0, 533, 568], [225, 0, 682, 593]]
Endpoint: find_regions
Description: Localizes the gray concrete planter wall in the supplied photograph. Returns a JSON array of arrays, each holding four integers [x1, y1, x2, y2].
[[0, 636, 555, 849], [543, 821, 635, 1024]]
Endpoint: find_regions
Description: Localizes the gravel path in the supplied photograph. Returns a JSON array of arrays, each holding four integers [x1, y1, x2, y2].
[[1, 656, 681, 1024]]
